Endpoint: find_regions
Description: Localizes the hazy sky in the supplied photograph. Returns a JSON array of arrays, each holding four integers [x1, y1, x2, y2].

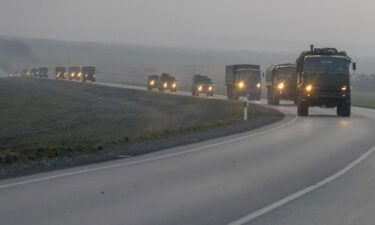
[[1, 0, 374, 54]]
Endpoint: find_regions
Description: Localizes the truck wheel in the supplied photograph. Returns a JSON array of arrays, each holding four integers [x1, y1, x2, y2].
[[293, 96, 298, 105], [297, 102, 309, 116], [267, 87, 273, 105], [227, 86, 233, 100], [256, 93, 261, 101], [273, 96, 280, 105], [147, 86, 152, 91], [337, 101, 351, 117]]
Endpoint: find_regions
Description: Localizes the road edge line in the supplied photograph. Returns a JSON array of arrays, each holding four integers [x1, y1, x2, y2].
[[227, 145, 375, 225]]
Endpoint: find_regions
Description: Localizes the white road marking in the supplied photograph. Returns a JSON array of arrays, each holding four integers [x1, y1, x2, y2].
[[0, 116, 298, 189], [227, 145, 375, 225]]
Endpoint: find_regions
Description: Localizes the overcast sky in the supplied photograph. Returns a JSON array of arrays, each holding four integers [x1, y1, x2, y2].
[[1, 0, 374, 54]]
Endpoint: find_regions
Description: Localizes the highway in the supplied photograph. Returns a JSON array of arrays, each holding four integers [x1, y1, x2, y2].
[[1, 82, 375, 225]]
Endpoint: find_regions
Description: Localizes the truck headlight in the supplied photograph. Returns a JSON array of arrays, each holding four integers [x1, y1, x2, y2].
[[341, 86, 347, 91], [278, 83, 284, 90], [238, 81, 244, 89], [208, 86, 213, 91], [78, 73, 82, 77], [164, 83, 168, 88], [71, 73, 75, 77], [306, 84, 312, 92], [198, 85, 203, 91], [172, 83, 176, 88], [150, 80, 155, 85], [257, 83, 261, 88]]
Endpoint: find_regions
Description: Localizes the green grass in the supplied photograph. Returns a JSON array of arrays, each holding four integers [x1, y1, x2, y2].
[[352, 91, 375, 108], [0, 78, 261, 163]]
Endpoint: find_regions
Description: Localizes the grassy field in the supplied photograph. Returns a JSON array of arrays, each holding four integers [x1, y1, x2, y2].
[[352, 91, 375, 108], [0, 78, 261, 164]]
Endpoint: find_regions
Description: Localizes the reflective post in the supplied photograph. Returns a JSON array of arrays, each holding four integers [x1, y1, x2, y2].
[[243, 96, 248, 121]]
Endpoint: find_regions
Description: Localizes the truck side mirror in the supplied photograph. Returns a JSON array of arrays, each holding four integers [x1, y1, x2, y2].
[[352, 62, 357, 71]]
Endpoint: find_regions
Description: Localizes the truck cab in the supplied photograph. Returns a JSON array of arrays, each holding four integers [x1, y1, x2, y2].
[[82, 67, 96, 82], [38, 67, 48, 78], [192, 74, 214, 97], [147, 75, 160, 90], [266, 64, 297, 105], [225, 64, 261, 100], [159, 73, 177, 92], [296, 46, 356, 116], [31, 68, 39, 78], [68, 67, 81, 80], [55, 67, 66, 79]]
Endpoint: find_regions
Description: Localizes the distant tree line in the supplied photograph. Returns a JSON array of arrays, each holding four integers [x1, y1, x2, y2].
[[352, 73, 375, 91]]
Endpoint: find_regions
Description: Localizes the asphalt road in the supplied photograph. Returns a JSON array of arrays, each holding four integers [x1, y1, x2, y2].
[[1, 82, 375, 225]]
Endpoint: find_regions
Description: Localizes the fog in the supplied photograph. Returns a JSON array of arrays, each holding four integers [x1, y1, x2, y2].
[[1, 0, 375, 55]]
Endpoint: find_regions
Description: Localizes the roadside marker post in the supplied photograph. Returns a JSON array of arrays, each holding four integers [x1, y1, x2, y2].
[[243, 95, 249, 121]]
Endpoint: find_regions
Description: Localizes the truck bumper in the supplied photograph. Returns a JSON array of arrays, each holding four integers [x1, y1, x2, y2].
[[301, 92, 350, 107]]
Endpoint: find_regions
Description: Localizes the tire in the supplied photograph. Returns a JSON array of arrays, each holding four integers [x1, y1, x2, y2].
[[293, 95, 298, 105], [273, 96, 280, 105], [147, 86, 152, 91], [256, 93, 261, 101], [267, 87, 273, 105], [297, 102, 309, 116], [337, 101, 351, 117], [227, 86, 233, 100]]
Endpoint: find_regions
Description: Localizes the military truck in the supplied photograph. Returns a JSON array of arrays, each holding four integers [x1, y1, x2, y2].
[[82, 66, 96, 82], [55, 67, 66, 79], [38, 67, 48, 78], [225, 64, 261, 100], [191, 74, 214, 96], [266, 64, 297, 105], [158, 73, 177, 92], [31, 68, 39, 77], [68, 67, 81, 80], [147, 74, 159, 90], [21, 69, 29, 78], [296, 45, 356, 117]]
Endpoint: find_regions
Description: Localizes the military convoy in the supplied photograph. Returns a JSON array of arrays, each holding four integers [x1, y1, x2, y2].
[[192, 74, 214, 96], [11, 44, 356, 118], [266, 64, 297, 105], [295, 45, 356, 117], [225, 64, 261, 100]]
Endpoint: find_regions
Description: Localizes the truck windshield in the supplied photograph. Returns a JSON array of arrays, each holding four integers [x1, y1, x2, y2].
[[304, 57, 348, 74], [238, 70, 260, 81]]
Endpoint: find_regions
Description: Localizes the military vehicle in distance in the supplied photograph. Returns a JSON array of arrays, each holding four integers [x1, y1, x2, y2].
[[82, 67, 96, 82], [147, 74, 160, 90], [158, 73, 177, 92], [68, 67, 81, 80], [225, 64, 261, 100], [296, 45, 356, 117], [191, 74, 214, 96], [266, 64, 297, 105], [55, 67, 66, 79], [38, 67, 48, 78], [21, 69, 29, 78], [31, 68, 39, 77]]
